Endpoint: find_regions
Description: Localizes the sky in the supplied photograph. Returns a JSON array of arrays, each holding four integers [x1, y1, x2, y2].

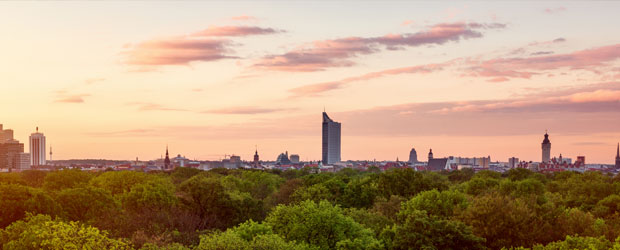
[[0, 1, 619, 163]]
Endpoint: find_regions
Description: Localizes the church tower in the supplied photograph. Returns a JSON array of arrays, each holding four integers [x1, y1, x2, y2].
[[253, 148, 260, 168], [428, 149, 433, 161], [541, 131, 551, 163], [164, 146, 171, 169], [615, 143, 620, 169]]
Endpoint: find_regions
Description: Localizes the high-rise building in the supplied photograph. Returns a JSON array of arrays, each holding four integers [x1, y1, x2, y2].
[[0, 140, 25, 171], [29, 127, 46, 166], [508, 157, 519, 168], [0, 124, 15, 143], [322, 112, 341, 164], [541, 131, 551, 163], [615, 143, 620, 169], [409, 148, 418, 163]]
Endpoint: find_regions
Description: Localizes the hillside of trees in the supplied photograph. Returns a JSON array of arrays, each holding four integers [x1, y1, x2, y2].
[[1, 167, 620, 249]]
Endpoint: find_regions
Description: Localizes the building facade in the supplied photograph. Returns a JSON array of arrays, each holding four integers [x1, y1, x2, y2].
[[16, 153, 30, 171], [290, 154, 300, 164], [29, 127, 46, 166], [0, 140, 25, 170], [322, 112, 341, 164], [541, 132, 551, 163], [409, 148, 418, 163]]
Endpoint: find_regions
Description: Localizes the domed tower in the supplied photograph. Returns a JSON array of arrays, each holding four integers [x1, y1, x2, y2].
[[428, 149, 433, 161], [409, 148, 418, 163], [541, 131, 551, 163]]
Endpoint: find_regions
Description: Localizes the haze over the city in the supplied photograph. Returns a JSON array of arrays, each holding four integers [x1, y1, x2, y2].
[[1, 1, 619, 163]]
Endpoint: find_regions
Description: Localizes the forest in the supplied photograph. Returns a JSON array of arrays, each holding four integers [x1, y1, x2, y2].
[[1, 167, 620, 250]]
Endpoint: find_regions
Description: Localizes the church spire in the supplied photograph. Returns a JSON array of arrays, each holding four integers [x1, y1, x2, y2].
[[164, 145, 171, 169]]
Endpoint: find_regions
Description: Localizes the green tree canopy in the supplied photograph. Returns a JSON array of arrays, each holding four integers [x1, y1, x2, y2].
[[0, 214, 131, 250], [265, 200, 382, 250]]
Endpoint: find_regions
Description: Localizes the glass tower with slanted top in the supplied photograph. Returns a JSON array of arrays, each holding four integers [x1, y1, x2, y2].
[[322, 112, 341, 165]]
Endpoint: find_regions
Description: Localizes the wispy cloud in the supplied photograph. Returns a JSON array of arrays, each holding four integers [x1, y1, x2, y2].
[[289, 63, 447, 97], [201, 106, 292, 114], [55, 94, 90, 103], [255, 22, 505, 72], [544, 7, 566, 14], [127, 102, 188, 112], [84, 78, 105, 85], [466, 44, 620, 81], [123, 25, 283, 67], [192, 25, 282, 37]]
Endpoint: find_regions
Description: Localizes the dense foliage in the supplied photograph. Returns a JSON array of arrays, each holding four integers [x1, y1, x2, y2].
[[1, 167, 620, 249]]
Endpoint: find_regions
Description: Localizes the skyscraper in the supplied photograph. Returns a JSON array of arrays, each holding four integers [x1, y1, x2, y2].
[[409, 148, 418, 163], [322, 112, 341, 164], [29, 127, 46, 166], [541, 131, 551, 163], [615, 143, 620, 169]]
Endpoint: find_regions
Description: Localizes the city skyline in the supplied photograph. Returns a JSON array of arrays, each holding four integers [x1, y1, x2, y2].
[[1, 2, 620, 163]]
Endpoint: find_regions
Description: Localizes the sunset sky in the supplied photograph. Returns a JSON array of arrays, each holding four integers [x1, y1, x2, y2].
[[1, 1, 619, 163]]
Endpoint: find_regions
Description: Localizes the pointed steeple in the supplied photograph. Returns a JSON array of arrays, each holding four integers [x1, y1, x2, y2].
[[164, 145, 171, 169], [616, 143, 619, 158]]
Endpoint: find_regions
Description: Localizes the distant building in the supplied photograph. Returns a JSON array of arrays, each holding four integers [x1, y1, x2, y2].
[[0, 128, 14, 142], [0, 140, 24, 171], [173, 154, 190, 167], [277, 151, 291, 165], [551, 154, 572, 164], [576, 156, 585, 165], [541, 131, 551, 163], [322, 112, 341, 164], [615, 143, 620, 169], [253, 149, 260, 168], [428, 158, 449, 171], [164, 146, 171, 169], [290, 154, 300, 164], [16, 153, 30, 171], [428, 149, 433, 161], [229, 155, 241, 164], [409, 148, 418, 163], [509, 157, 519, 168], [29, 127, 46, 166]]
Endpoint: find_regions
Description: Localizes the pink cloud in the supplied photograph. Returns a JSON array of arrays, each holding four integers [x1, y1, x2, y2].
[[55, 95, 89, 103], [124, 25, 283, 66], [544, 7, 566, 14], [466, 44, 620, 81], [255, 22, 504, 72], [289, 63, 446, 96], [192, 26, 281, 37], [127, 102, 188, 112], [202, 106, 291, 114], [124, 37, 235, 66]]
